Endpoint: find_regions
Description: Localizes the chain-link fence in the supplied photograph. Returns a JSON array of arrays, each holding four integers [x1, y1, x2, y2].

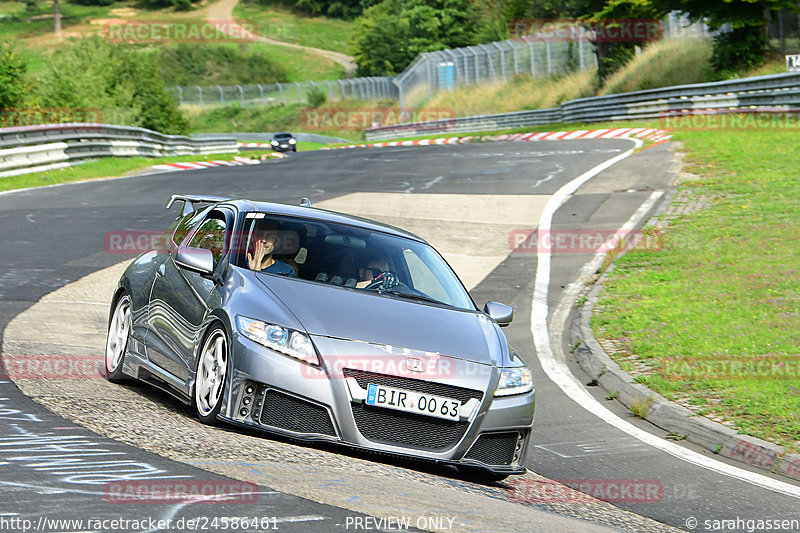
[[168, 39, 594, 108], [394, 39, 596, 107], [168, 77, 399, 107], [170, 12, 716, 109]]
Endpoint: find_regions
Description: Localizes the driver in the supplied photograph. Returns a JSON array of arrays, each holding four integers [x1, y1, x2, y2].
[[247, 221, 296, 276], [355, 257, 390, 288]]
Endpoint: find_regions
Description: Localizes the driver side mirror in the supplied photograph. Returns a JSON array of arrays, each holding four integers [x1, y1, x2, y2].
[[483, 301, 513, 327], [175, 247, 214, 276]]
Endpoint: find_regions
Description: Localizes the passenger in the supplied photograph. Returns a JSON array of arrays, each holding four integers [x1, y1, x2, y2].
[[355, 257, 390, 288], [247, 222, 296, 276]]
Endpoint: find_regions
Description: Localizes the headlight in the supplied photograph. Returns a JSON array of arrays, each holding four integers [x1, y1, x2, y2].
[[288, 138, 296, 144], [270, 140, 278, 145], [236, 316, 319, 366], [495, 367, 533, 397]]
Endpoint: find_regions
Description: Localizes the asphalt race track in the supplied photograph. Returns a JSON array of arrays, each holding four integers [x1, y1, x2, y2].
[[1, 140, 799, 532]]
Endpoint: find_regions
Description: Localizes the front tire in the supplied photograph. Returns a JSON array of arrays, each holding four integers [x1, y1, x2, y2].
[[105, 293, 132, 383], [194, 325, 229, 425]]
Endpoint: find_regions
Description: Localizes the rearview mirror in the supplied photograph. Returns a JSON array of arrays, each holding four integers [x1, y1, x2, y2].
[[483, 301, 513, 327], [175, 247, 214, 275]]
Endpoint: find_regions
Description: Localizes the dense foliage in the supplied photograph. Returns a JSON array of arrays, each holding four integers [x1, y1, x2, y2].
[[137, 0, 198, 10], [0, 41, 28, 110], [664, 0, 797, 74], [156, 45, 290, 86], [352, 0, 798, 79], [260, 0, 381, 19], [351, 0, 479, 76], [585, 0, 798, 76], [37, 37, 188, 133]]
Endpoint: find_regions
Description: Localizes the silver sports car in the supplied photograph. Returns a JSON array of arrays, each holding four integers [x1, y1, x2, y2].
[[105, 194, 535, 480]]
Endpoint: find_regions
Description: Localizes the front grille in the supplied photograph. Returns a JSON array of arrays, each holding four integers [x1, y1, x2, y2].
[[463, 432, 519, 465], [259, 390, 336, 437], [344, 368, 483, 450], [350, 403, 468, 450]]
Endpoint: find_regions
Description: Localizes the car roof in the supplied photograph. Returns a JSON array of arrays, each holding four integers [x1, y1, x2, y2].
[[219, 199, 427, 243]]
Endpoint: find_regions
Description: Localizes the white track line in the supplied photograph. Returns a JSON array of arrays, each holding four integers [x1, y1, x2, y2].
[[531, 137, 800, 499]]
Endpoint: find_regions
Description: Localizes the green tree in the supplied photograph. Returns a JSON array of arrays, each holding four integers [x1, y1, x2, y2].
[[287, 0, 380, 19], [351, 2, 413, 76], [0, 41, 28, 110], [352, 0, 479, 76], [37, 37, 187, 134], [576, 0, 667, 83], [664, 0, 798, 72]]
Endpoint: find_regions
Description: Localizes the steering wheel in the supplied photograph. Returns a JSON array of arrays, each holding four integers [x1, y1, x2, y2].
[[364, 271, 400, 291]]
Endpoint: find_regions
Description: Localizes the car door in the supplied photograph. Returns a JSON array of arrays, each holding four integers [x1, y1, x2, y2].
[[146, 207, 232, 385]]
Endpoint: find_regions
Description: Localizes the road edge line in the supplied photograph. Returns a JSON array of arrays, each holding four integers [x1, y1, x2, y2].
[[531, 137, 800, 499]]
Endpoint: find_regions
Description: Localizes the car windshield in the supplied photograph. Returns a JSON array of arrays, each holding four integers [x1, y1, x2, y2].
[[274, 133, 293, 140], [237, 213, 475, 311]]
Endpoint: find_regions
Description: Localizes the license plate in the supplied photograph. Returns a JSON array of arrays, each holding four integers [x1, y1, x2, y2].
[[365, 384, 460, 421]]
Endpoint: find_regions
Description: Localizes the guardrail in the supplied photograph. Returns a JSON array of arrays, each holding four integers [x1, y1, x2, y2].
[[0, 123, 237, 178], [365, 72, 800, 141], [193, 132, 351, 144]]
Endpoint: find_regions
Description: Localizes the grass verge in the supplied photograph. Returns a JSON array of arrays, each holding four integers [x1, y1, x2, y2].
[[599, 39, 713, 95], [592, 129, 800, 452], [186, 101, 375, 141], [419, 70, 597, 116], [233, 0, 354, 53], [0, 150, 278, 193]]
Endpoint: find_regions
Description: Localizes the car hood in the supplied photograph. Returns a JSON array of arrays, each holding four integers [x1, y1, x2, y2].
[[255, 275, 503, 366]]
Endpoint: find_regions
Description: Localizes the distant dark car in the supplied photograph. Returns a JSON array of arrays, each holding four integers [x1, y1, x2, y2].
[[105, 194, 535, 481], [271, 132, 296, 152]]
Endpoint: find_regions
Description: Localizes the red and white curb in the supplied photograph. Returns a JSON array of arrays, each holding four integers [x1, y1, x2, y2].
[[238, 142, 274, 149], [495, 127, 670, 142], [149, 153, 286, 173], [321, 128, 671, 150]]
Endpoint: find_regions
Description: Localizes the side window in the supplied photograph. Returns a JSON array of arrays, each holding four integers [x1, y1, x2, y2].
[[402, 249, 449, 302], [187, 215, 227, 268], [171, 209, 206, 247]]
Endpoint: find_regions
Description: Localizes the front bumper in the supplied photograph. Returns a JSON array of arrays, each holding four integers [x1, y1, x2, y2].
[[220, 334, 535, 473], [271, 143, 295, 152]]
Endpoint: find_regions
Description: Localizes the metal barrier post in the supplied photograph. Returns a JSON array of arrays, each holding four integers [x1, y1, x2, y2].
[[494, 42, 507, 82]]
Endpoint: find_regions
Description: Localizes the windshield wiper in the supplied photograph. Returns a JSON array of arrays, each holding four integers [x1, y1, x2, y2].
[[382, 290, 445, 306]]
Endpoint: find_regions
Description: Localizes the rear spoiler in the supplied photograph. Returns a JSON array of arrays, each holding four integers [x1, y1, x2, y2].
[[166, 194, 231, 216]]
